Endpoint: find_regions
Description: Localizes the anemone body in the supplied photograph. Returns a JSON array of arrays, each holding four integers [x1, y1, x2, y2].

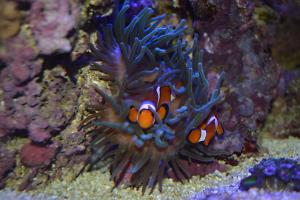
[[81, 0, 227, 193]]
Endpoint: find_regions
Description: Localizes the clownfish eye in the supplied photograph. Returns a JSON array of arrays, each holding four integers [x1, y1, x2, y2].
[[137, 109, 155, 130]]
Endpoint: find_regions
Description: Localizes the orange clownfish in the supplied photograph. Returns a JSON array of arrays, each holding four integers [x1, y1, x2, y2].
[[127, 85, 173, 129], [187, 113, 223, 146]]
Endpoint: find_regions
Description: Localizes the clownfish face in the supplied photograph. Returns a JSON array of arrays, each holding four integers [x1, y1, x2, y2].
[[138, 109, 155, 129], [127, 85, 174, 130], [127, 101, 156, 130], [187, 113, 223, 146], [137, 102, 156, 129]]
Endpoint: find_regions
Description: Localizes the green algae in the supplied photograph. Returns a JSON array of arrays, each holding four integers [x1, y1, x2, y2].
[[272, 18, 300, 70], [4, 138, 30, 189], [80, 0, 114, 28], [263, 78, 300, 138], [253, 6, 278, 26], [39, 67, 78, 132], [64, 64, 111, 136]]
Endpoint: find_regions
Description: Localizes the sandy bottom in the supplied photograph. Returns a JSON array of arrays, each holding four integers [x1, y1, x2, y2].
[[1, 134, 300, 200]]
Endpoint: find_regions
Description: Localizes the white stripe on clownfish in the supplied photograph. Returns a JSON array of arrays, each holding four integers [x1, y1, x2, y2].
[[199, 129, 207, 142], [139, 100, 156, 112]]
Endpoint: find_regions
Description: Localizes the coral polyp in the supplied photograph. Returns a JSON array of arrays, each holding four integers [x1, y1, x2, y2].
[[240, 158, 300, 192], [80, 0, 227, 193]]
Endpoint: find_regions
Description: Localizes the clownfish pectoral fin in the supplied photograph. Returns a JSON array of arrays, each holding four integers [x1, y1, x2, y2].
[[203, 122, 216, 146], [216, 123, 223, 135], [213, 112, 223, 135], [128, 106, 138, 123], [157, 104, 169, 121], [137, 109, 155, 130], [187, 128, 201, 144]]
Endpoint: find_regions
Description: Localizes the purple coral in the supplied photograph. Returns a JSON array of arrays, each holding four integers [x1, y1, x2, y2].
[[0, 27, 78, 143], [263, 161, 277, 176], [127, 0, 155, 17], [278, 168, 291, 182], [240, 158, 300, 191], [292, 165, 300, 181]]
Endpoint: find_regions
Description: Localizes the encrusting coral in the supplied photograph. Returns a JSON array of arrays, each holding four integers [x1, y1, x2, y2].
[[240, 158, 300, 192], [80, 0, 228, 194]]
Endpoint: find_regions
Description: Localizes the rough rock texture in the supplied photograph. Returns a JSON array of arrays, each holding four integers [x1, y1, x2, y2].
[[0, 0, 22, 40], [0, 147, 15, 188], [0, 60, 78, 142], [265, 76, 300, 138], [264, 0, 300, 70], [191, 0, 281, 152], [29, 0, 79, 54], [20, 143, 58, 168], [0, 29, 41, 139]]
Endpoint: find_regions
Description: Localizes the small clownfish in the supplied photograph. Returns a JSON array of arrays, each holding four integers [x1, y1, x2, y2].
[[127, 85, 173, 129], [187, 113, 223, 146]]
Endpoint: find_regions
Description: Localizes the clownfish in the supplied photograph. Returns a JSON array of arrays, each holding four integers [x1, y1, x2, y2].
[[127, 85, 173, 129], [187, 113, 223, 146]]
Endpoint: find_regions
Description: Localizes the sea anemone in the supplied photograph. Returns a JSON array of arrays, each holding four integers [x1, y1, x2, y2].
[[80, 0, 227, 193]]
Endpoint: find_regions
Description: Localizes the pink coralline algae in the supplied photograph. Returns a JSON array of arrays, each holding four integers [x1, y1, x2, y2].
[[0, 21, 79, 190], [0, 66, 78, 143], [0, 33, 41, 139], [0, 22, 79, 142], [0, 36, 41, 88], [29, 0, 78, 55], [20, 143, 58, 168]]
